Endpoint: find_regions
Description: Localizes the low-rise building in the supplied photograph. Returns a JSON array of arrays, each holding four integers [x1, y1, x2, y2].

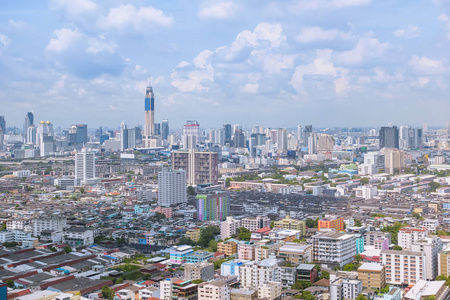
[[258, 281, 281, 300], [185, 250, 214, 263], [63, 227, 94, 246], [170, 245, 194, 265], [221, 259, 250, 280], [276, 243, 312, 264], [312, 232, 356, 267], [218, 241, 238, 256], [273, 216, 306, 237], [198, 281, 230, 300], [380, 249, 426, 286], [357, 263, 386, 290], [184, 262, 214, 281], [398, 227, 428, 249], [403, 279, 449, 300]]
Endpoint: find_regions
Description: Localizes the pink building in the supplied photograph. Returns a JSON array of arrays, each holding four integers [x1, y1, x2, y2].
[[238, 242, 256, 261], [240, 216, 271, 232], [151, 206, 173, 219], [374, 238, 389, 250], [221, 216, 241, 240]]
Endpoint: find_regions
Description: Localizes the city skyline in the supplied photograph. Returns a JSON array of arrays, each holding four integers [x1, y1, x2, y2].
[[1, 1, 450, 128]]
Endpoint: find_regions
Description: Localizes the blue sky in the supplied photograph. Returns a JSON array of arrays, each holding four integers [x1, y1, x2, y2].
[[1, 0, 450, 129]]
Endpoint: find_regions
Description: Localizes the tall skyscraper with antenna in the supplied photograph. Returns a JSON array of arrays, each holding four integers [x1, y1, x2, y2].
[[143, 82, 155, 147]]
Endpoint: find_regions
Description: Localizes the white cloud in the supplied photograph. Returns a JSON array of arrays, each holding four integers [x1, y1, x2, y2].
[[296, 26, 352, 43], [242, 83, 259, 93], [87, 36, 118, 54], [411, 77, 430, 87], [176, 61, 191, 69], [290, 49, 349, 96], [334, 35, 389, 66], [198, 1, 238, 19], [0, 34, 11, 52], [409, 55, 446, 75], [439, 14, 450, 39], [393, 24, 420, 39], [98, 4, 173, 31], [292, 0, 371, 11], [46, 28, 82, 53], [170, 22, 287, 93], [49, 0, 97, 19], [7, 19, 28, 31]]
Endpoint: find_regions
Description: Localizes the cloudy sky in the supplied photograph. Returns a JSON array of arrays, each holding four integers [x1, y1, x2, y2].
[[1, 0, 450, 130]]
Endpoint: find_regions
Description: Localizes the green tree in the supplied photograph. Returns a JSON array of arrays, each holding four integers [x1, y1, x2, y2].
[[305, 218, 318, 228], [192, 279, 204, 284], [154, 212, 166, 220], [198, 226, 220, 247], [187, 186, 196, 196], [80, 187, 85, 194], [270, 221, 275, 229], [360, 177, 369, 185], [102, 286, 115, 300], [354, 219, 362, 227], [393, 245, 402, 250], [177, 237, 196, 246], [354, 254, 362, 264], [429, 181, 440, 192], [412, 212, 421, 219], [319, 270, 330, 280], [356, 295, 369, 300], [380, 285, 390, 294], [300, 291, 315, 300], [381, 222, 406, 244], [423, 296, 435, 300], [225, 178, 231, 187], [292, 281, 312, 290], [49, 246, 57, 252], [0, 223, 6, 231], [436, 275, 448, 281], [208, 240, 218, 252], [3, 242, 18, 248], [64, 246, 72, 253], [116, 277, 124, 284], [5, 279, 14, 288], [237, 227, 251, 241]]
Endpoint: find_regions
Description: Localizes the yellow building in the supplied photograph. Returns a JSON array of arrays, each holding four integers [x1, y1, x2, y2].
[[439, 248, 450, 276], [186, 228, 202, 242], [428, 202, 440, 212], [217, 241, 238, 256], [273, 216, 306, 237], [357, 263, 386, 290]]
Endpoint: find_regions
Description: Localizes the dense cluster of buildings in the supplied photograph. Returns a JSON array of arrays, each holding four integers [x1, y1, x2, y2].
[[1, 86, 450, 300]]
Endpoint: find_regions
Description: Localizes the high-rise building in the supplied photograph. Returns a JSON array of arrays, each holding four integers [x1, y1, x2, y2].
[[120, 121, 128, 151], [37, 121, 55, 156], [73, 124, 88, 144], [277, 128, 287, 152], [0, 116, 5, 135], [75, 148, 95, 183], [161, 119, 169, 140], [233, 129, 245, 148], [23, 112, 34, 141], [303, 125, 312, 146], [158, 169, 187, 207], [308, 133, 318, 154], [197, 193, 229, 221], [318, 134, 335, 152], [154, 123, 161, 136], [143, 83, 156, 147], [379, 126, 399, 149], [223, 124, 232, 144], [26, 125, 36, 145], [383, 148, 405, 174], [182, 120, 200, 149], [297, 125, 303, 145], [172, 149, 218, 185]]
